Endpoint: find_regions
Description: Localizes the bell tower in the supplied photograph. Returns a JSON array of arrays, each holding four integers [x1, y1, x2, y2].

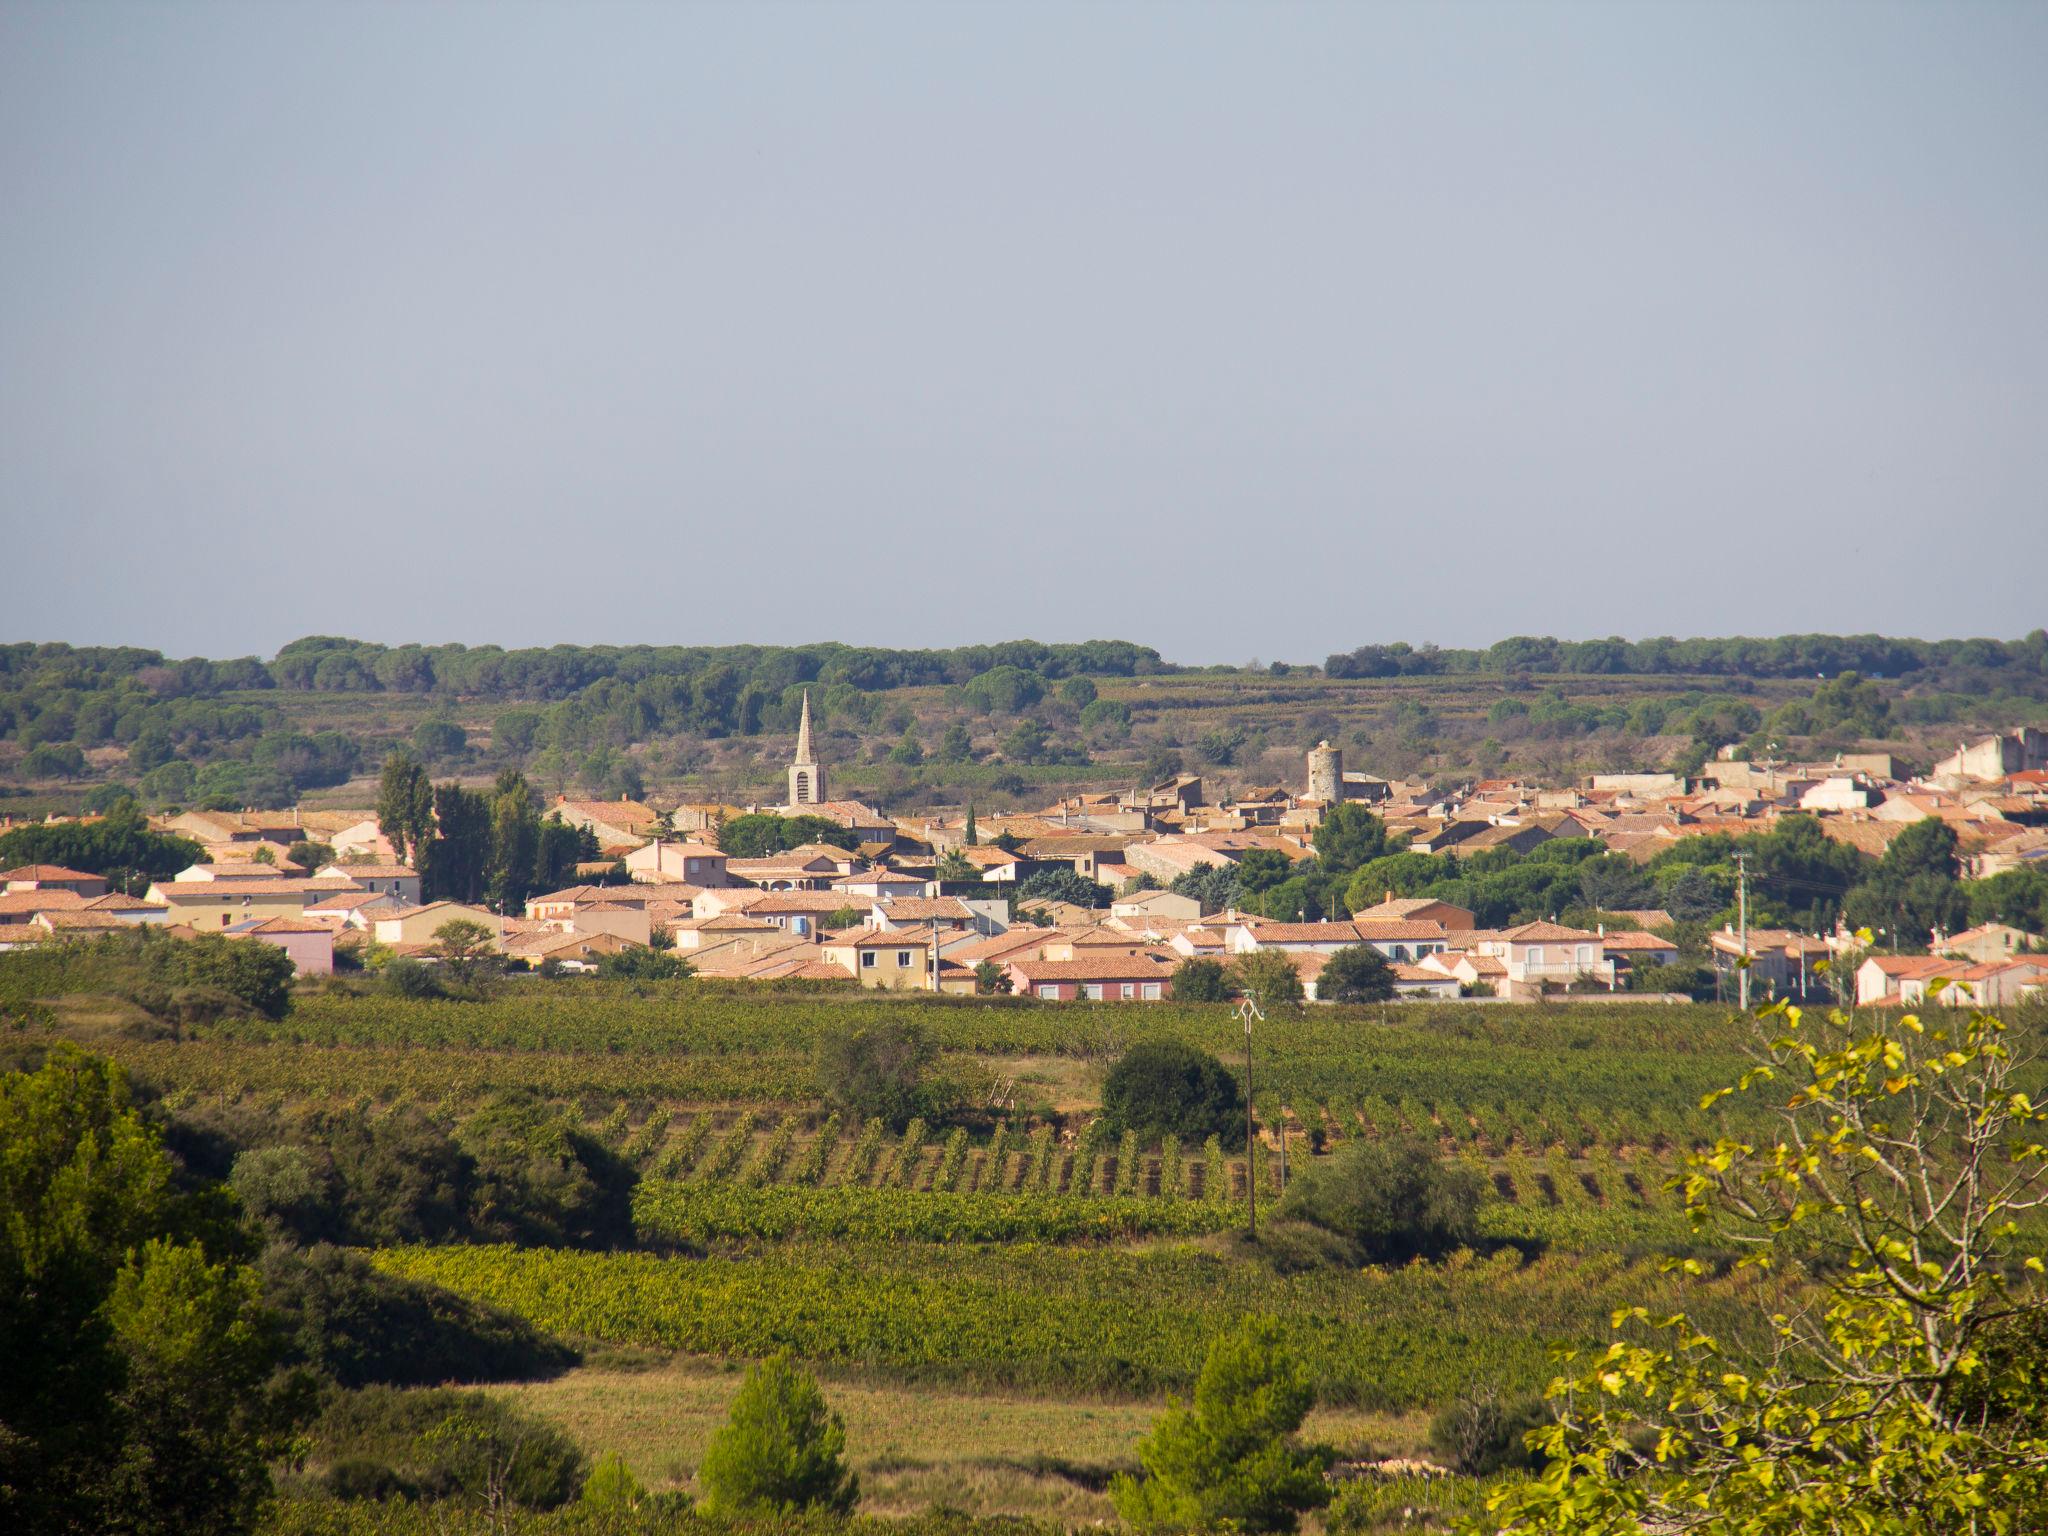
[[788, 691, 826, 806]]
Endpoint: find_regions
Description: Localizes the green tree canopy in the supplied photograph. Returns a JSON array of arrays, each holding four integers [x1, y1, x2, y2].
[[1110, 1316, 1330, 1532], [1317, 943, 1396, 1003], [1101, 1040, 1243, 1143], [697, 1352, 858, 1517]]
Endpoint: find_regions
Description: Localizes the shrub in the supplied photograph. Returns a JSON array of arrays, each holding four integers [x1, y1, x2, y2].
[[1427, 1387, 1548, 1476], [1170, 958, 1231, 1002], [814, 1020, 939, 1132], [310, 1386, 585, 1508], [578, 1450, 650, 1512], [696, 1352, 858, 1516], [456, 1099, 637, 1248], [1101, 1040, 1244, 1145], [1110, 1316, 1331, 1532], [1229, 950, 1304, 1007], [1278, 1136, 1484, 1263], [262, 1243, 576, 1388], [1317, 944, 1395, 1004]]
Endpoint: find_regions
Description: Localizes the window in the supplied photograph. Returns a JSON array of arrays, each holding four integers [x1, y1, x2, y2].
[[1038, 984, 1058, 1000], [1577, 946, 1594, 966], [1084, 983, 1103, 1000], [1120, 983, 1135, 999], [861, 951, 876, 969], [1142, 982, 1162, 1000], [1528, 945, 1545, 967], [896, 951, 912, 967]]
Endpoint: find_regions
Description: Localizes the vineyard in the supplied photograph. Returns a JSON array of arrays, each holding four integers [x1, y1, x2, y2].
[[78, 987, 1783, 1153], [372, 1239, 1774, 1409]]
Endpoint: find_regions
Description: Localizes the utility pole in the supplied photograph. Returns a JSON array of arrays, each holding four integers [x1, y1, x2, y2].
[[1736, 852, 1750, 1011], [1238, 994, 1263, 1240]]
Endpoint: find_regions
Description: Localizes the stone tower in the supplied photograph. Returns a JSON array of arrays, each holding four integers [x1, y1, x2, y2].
[[1307, 739, 1342, 803], [788, 691, 827, 806]]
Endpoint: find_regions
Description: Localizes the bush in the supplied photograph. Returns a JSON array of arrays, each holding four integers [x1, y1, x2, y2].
[[309, 1386, 584, 1508], [456, 1099, 637, 1249], [696, 1352, 858, 1516], [1110, 1316, 1331, 1532], [1101, 1040, 1243, 1145], [578, 1451, 650, 1513], [1170, 958, 1231, 1002], [382, 957, 445, 1000], [262, 1243, 577, 1389], [1278, 1137, 1484, 1263], [814, 1020, 941, 1132], [1317, 945, 1395, 1004], [1427, 1388, 1548, 1476], [1229, 949, 1304, 1007]]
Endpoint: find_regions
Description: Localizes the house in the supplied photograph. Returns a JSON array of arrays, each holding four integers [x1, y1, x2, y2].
[[624, 840, 730, 886], [697, 888, 878, 939], [831, 867, 934, 901], [1350, 894, 1476, 931], [867, 896, 987, 936], [142, 877, 360, 930], [158, 810, 307, 847], [1710, 928, 1833, 998], [819, 925, 937, 990], [1482, 923, 1616, 995], [1391, 963, 1462, 1000], [1931, 730, 2048, 785], [1936, 922, 2042, 965], [1005, 952, 1177, 1001], [77, 892, 172, 925], [1228, 920, 1370, 955], [303, 888, 410, 930], [552, 796, 664, 850], [559, 901, 654, 946], [0, 888, 90, 924], [0, 864, 110, 898], [725, 850, 860, 890], [1019, 836, 1139, 882], [223, 916, 335, 976], [1110, 889, 1203, 922], [370, 901, 504, 950], [1601, 929, 1681, 972], [1855, 954, 1949, 1006], [668, 913, 784, 951], [325, 819, 396, 860], [317, 863, 421, 903], [172, 862, 310, 883], [1348, 919, 1454, 963], [501, 929, 635, 971]]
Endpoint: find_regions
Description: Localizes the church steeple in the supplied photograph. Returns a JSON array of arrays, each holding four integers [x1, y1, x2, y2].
[[794, 690, 815, 766], [788, 691, 825, 806]]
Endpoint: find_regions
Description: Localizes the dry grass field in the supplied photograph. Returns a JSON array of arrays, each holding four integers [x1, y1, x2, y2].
[[486, 1355, 1429, 1519]]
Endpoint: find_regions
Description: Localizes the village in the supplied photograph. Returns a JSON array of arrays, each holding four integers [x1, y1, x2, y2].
[[3, 696, 2044, 1012]]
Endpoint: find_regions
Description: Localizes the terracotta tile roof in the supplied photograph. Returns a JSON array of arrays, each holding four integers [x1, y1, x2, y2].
[[152, 878, 360, 899], [321, 863, 417, 879], [822, 924, 938, 949], [1498, 921, 1602, 943], [0, 890, 88, 916], [0, 864, 101, 882], [1350, 919, 1455, 941], [77, 893, 163, 913], [1010, 955, 1178, 982], [0, 923, 46, 944], [227, 917, 334, 935], [1237, 921, 1368, 944], [1393, 963, 1457, 983], [944, 927, 1058, 964], [1601, 930, 1680, 951]]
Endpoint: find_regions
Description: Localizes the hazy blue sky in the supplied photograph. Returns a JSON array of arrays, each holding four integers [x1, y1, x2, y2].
[[3, 1, 2043, 665]]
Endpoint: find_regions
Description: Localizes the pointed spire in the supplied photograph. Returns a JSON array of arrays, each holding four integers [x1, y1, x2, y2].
[[794, 690, 815, 766]]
